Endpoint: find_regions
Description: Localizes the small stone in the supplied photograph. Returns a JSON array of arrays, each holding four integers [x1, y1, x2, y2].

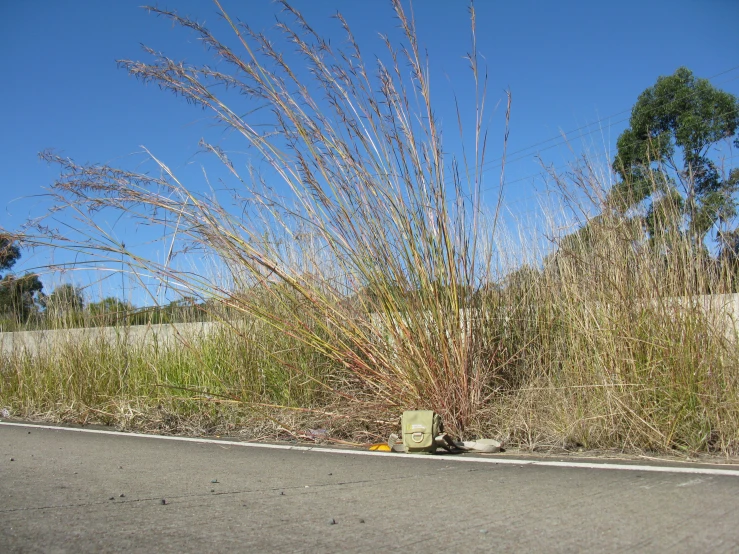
[[161, 499, 167, 505], [280, 491, 285, 496], [328, 473, 332, 476], [211, 479, 218, 484], [328, 518, 337, 525], [74, 472, 78, 475], [119, 466, 123, 470], [359, 519, 365, 524], [119, 494, 125, 498], [28, 431, 31, 434], [109, 497, 115, 500], [211, 489, 215, 493], [10, 458, 14, 462], [480, 529, 488, 534]]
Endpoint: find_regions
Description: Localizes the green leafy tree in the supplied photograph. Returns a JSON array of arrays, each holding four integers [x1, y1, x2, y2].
[[46, 283, 85, 315], [87, 296, 133, 315], [0, 234, 21, 272], [87, 296, 134, 326], [610, 67, 739, 249], [0, 274, 44, 322], [0, 234, 44, 323]]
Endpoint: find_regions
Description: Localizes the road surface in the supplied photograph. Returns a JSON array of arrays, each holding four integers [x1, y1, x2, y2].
[[2, 422, 738, 553]]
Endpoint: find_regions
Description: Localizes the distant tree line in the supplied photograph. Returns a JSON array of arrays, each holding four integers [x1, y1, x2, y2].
[[0, 234, 209, 330]]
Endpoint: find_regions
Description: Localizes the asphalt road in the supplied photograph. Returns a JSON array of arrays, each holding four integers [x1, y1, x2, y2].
[[2, 422, 739, 553]]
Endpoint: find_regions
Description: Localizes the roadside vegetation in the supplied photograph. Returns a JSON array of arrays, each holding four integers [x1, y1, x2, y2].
[[2, 2, 739, 455]]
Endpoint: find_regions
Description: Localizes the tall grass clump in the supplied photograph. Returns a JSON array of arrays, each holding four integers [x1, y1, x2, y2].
[[478, 159, 739, 454], [16, 1, 506, 436]]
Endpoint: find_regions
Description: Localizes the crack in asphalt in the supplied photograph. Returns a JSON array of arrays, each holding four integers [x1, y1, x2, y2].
[[1, 468, 478, 515]]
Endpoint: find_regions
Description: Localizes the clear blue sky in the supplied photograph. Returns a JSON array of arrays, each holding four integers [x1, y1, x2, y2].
[[2, 0, 738, 301]]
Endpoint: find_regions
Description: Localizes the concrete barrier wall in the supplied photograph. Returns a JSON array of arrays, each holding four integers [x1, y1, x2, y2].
[[0, 321, 226, 357], [2, 293, 738, 357], [656, 293, 739, 341]]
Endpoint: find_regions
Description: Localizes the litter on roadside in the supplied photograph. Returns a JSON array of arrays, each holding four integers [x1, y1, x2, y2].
[[368, 410, 502, 454]]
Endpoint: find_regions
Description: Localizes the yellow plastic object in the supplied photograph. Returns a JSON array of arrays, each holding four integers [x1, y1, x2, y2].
[[368, 443, 392, 451]]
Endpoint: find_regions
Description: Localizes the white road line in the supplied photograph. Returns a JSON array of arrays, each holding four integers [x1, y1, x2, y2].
[[3, 420, 739, 477]]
